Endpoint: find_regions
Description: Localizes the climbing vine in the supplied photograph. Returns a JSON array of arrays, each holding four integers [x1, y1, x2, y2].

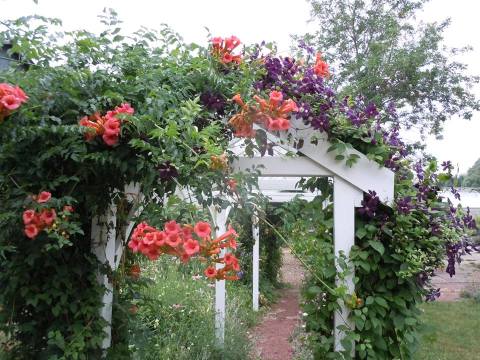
[[0, 10, 476, 360]]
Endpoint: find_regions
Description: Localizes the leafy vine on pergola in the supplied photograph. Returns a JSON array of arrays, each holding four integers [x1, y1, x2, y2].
[[0, 14, 476, 359]]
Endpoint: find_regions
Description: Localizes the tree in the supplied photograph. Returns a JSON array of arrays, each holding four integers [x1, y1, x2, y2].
[[295, 0, 480, 135], [463, 158, 480, 187]]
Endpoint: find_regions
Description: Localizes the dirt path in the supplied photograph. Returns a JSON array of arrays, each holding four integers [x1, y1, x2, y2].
[[432, 252, 480, 301], [251, 249, 304, 360]]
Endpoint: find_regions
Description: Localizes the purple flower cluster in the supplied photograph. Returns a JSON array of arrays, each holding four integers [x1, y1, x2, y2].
[[339, 97, 379, 127], [425, 288, 441, 302], [358, 190, 380, 218], [158, 161, 179, 182], [396, 196, 413, 215], [446, 242, 462, 277], [463, 207, 477, 229], [441, 160, 453, 172], [450, 186, 461, 201], [444, 236, 480, 277], [310, 114, 330, 132], [200, 91, 226, 115]]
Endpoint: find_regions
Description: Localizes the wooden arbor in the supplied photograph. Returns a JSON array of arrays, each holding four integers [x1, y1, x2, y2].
[[91, 118, 394, 354], [229, 118, 394, 351]]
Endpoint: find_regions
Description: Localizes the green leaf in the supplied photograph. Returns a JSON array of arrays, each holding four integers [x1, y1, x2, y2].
[[368, 240, 385, 255], [374, 297, 388, 308]]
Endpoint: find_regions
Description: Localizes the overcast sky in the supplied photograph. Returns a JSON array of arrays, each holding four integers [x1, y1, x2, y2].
[[1, 0, 479, 173]]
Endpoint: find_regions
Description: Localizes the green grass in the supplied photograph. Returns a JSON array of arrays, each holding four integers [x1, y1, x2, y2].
[[415, 300, 480, 360]]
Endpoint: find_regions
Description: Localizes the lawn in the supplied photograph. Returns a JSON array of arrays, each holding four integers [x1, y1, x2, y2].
[[415, 300, 480, 359]]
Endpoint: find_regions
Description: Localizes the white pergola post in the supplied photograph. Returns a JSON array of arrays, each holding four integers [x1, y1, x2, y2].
[[209, 205, 232, 347], [333, 177, 362, 353], [91, 203, 117, 351], [252, 214, 260, 311]]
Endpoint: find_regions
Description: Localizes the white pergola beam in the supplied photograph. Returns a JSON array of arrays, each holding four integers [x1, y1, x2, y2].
[[91, 204, 117, 351], [233, 156, 333, 177], [266, 118, 395, 203], [333, 177, 363, 353], [209, 205, 232, 348], [252, 214, 260, 311]]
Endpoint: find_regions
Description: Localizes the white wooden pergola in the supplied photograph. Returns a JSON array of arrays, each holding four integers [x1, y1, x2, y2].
[[227, 118, 394, 352], [91, 118, 394, 354]]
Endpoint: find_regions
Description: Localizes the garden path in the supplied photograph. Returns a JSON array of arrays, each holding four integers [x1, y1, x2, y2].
[[432, 252, 480, 301], [250, 249, 304, 360]]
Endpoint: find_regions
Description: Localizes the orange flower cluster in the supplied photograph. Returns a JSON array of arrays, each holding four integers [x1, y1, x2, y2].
[[229, 91, 298, 137], [210, 36, 242, 64], [128, 220, 240, 281], [210, 153, 228, 171], [0, 83, 28, 123], [314, 52, 329, 78], [79, 103, 134, 146], [22, 191, 74, 240]]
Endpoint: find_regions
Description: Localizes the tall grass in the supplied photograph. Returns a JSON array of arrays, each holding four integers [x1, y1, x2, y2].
[[125, 257, 256, 360]]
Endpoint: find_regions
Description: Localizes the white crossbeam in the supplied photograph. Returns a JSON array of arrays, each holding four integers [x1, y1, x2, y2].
[[233, 156, 332, 177]]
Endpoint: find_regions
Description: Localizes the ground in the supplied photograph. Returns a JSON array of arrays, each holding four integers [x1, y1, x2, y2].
[[250, 249, 304, 360], [250, 250, 480, 360], [431, 252, 480, 301]]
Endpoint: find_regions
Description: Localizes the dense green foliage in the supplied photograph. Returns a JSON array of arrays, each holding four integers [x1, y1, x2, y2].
[[279, 162, 471, 359], [0, 8, 474, 360], [0, 13, 254, 359], [296, 0, 480, 134]]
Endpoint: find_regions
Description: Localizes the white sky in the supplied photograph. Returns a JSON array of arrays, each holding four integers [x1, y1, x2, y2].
[[1, 0, 479, 173]]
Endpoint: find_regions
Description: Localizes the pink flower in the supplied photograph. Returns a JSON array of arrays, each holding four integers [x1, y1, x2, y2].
[[166, 233, 182, 247], [103, 117, 120, 136], [23, 209, 36, 225], [142, 232, 156, 246], [183, 238, 200, 256], [1, 95, 21, 110], [279, 118, 290, 130], [180, 253, 191, 263], [266, 118, 282, 131], [13, 86, 28, 102], [37, 191, 51, 203], [102, 133, 119, 146], [154, 231, 166, 246], [229, 238, 237, 249], [204, 266, 217, 279], [279, 99, 298, 113], [222, 53, 233, 63], [269, 91, 283, 106], [181, 226, 193, 240], [211, 37, 223, 48], [223, 253, 237, 265], [40, 209, 56, 226], [225, 36, 241, 51], [128, 238, 141, 252], [165, 220, 181, 234], [146, 248, 160, 260], [232, 259, 240, 271], [194, 221, 211, 239], [115, 103, 134, 115], [24, 224, 39, 239], [63, 205, 74, 213]]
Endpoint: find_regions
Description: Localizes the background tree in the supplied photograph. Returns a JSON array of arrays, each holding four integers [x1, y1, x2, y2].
[[463, 158, 480, 187], [294, 0, 480, 135]]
